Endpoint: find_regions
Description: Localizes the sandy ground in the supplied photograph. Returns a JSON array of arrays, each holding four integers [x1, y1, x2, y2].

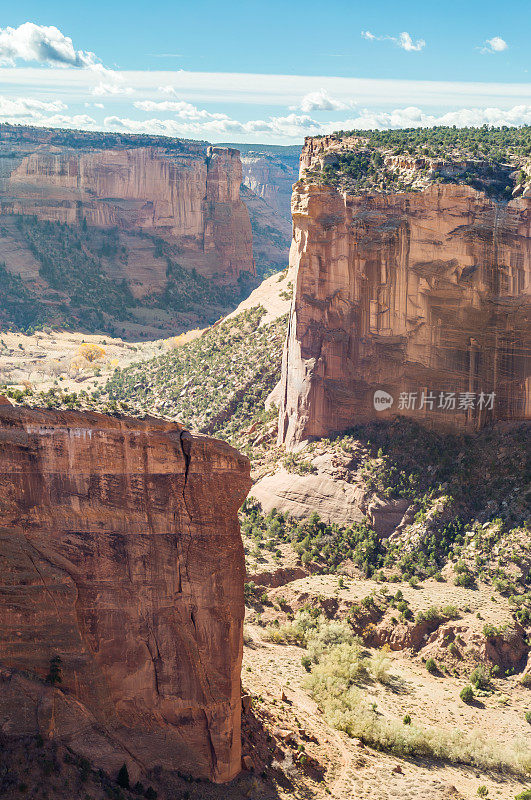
[[0, 329, 168, 395], [243, 572, 531, 800]]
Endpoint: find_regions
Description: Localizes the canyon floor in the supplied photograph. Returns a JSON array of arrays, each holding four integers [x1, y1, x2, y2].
[[241, 573, 531, 800], [0, 269, 529, 800]]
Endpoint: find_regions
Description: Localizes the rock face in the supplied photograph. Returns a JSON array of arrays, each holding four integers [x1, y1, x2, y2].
[[278, 149, 531, 449], [0, 125, 254, 283], [240, 152, 299, 219], [0, 403, 251, 782], [218, 145, 300, 275]]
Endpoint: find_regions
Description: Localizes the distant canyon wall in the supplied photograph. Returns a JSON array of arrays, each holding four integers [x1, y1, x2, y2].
[[240, 152, 299, 219], [239, 152, 300, 274], [278, 166, 531, 448], [0, 403, 251, 782], [0, 127, 254, 283]]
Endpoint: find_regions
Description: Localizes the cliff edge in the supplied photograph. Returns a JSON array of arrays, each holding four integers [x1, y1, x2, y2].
[[278, 135, 531, 449], [0, 403, 251, 782]]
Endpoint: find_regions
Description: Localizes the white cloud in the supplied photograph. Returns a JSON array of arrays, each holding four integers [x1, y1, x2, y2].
[[104, 111, 319, 141], [134, 99, 229, 120], [294, 89, 351, 112], [0, 23, 98, 68], [105, 103, 531, 143], [91, 81, 134, 96], [158, 85, 179, 95], [2, 93, 531, 144], [361, 30, 425, 52], [328, 103, 531, 131], [0, 95, 67, 119], [482, 36, 508, 54], [397, 32, 426, 52], [1, 68, 530, 112], [0, 94, 96, 128]]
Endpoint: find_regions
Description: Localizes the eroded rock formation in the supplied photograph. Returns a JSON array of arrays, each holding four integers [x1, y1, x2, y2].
[[240, 152, 299, 219], [278, 140, 531, 449], [0, 403, 251, 782], [0, 125, 254, 283]]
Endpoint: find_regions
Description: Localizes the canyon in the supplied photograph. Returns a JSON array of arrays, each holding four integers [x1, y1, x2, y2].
[[0, 401, 251, 783], [278, 136, 531, 449], [219, 143, 300, 275], [0, 125, 254, 283], [0, 126, 260, 338]]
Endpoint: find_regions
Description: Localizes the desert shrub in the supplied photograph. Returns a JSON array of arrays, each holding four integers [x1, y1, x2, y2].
[[264, 609, 320, 647], [470, 665, 491, 690], [460, 685, 475, 703], [117, 764, 129, 789], [370, 652, 392, 685], [306, 620, 355, 663], [307, 662, 531, 772], [425, 658, 438, 674], [46, 655, 62, 685]]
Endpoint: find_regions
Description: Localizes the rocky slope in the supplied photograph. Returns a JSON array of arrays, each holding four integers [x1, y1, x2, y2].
[[0, 402, 251, 783], [278, 135, 531, 449]]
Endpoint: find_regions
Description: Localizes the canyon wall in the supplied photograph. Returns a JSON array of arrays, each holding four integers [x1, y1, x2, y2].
[[0, 126, 254, 283], [278, 175, 531, 449], [218, 144, 300, 274], [0, 403, 251, 782], [240, 152, 299, 219]]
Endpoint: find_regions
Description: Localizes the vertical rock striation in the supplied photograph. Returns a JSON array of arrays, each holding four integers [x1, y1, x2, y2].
[[0, 127, 254, 283], [0, 404, 251, 782], [278, 144, 531, 449]]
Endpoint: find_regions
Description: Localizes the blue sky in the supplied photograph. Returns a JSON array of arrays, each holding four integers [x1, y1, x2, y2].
[[0, 1, 530, 143]]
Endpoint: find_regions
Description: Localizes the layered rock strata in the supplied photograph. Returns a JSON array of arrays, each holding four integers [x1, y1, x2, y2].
[[278, 143, 531, 449], [0, 125, 254, 283], [0, 403, 251, 782]]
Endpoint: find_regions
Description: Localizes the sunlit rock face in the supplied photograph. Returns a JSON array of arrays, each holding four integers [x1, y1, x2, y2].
[[0, 126, 254, 283], [278, 169, 531, 449], [0, 404, 251, 782]]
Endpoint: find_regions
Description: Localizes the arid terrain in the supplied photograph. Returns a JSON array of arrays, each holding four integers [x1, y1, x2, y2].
[[0, 125, 529, 800]]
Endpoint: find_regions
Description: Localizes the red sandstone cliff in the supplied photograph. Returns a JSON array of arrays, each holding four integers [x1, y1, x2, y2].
[[278, 152, 531, 449], [0, 127, 254, 284], [0, 403, 251, 782]]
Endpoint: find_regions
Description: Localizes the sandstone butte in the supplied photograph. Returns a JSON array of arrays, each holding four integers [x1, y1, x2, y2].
[[0, 125, 254, 284], [0, 402, 251, 783], [278, 137, 531, 449]]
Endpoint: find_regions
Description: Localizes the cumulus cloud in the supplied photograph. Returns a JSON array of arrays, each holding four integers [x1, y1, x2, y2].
[[327, 103, 531, 131], [0, 94, 96, 128], [397, 32, 426, 52], [293, 89, 351, 112], [91, 81, 134, 96], [0, 95, 67, 119], [361, 30, 425, 52], [0, 23, 98, 68], [482, 36, 508, 53], [104, 111, 319, 140], [134, 99, 230, 120]]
